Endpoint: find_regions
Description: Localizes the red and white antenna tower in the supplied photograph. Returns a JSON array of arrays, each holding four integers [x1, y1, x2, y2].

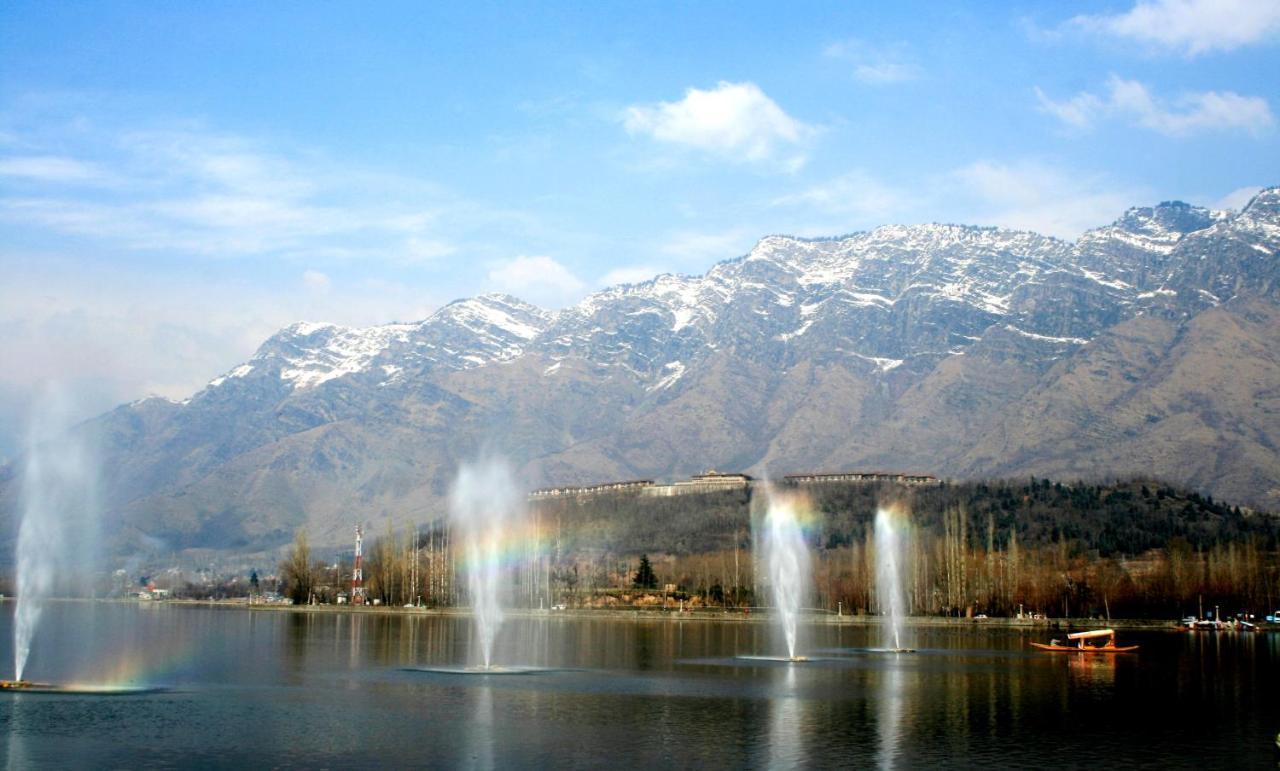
[[352, 524, 365, 605]]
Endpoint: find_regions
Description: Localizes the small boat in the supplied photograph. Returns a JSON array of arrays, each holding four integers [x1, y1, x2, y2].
[[1031, 629, 1138, 653]]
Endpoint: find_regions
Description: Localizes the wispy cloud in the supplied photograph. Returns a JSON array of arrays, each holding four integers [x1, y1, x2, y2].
[[950, 160, 1142, 239], [767, 162, 1136, 240], [0, 155, 110, 184], [302, 269, 332, 294], [623, 81, 813, 170], [1069, 0, 1280, 56], [1214, 186, 1263, 211], [599, 265, 664, 287], [771, 170, 908, 225], [487, 255, 586, 308], [1036, 76, 1273, 137], [0, 122, 532, 265], [823, 39, 921, 85], [658, 227, 758, 266]]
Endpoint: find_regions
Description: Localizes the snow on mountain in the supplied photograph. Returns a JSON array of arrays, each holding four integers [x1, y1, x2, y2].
[[202, 293, 554, 394], [198, 191, 1280, 399]]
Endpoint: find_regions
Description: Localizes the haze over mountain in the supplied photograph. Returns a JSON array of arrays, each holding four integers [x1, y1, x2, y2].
[[3, 188, 1278, 557]]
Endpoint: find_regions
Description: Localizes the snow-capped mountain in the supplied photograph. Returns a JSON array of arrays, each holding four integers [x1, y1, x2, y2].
[[4, 187, 1278, 556], [204, 294, 553, 393]]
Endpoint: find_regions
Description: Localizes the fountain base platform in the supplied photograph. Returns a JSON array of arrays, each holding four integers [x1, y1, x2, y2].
[[2, 680, 161, 695], [403, 665, 561, 676], [735, 655, 814, 663]]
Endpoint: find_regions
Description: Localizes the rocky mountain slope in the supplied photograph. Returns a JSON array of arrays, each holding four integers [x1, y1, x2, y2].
[[3, 188, 1278, 556]]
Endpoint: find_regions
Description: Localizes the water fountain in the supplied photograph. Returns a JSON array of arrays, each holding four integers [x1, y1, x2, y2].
[[452, 458, 522, 670], [407, 457, 547, 676], [5, 391, 101, 691], [755, 487, 811, 662], [874, 506, 913, 654]]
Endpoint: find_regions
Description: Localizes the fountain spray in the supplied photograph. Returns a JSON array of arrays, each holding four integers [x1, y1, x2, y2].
[[760, 487, 810, 661], [874, 506, 910, 653], [12, 389, 99, 683], [448, 458, 524, 670]]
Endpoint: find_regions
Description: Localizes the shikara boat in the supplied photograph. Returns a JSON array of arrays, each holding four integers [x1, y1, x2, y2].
[[1031, 628, 1138, 653]]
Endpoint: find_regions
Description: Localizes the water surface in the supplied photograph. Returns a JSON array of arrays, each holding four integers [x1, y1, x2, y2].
[[1, 603, 1276, 767]]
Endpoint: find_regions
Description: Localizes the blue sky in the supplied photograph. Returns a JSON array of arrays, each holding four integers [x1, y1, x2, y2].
[[1, 0, 1278, 452]]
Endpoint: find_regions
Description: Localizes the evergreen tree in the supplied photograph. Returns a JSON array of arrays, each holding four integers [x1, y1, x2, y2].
[[633, 554, 658, 589]]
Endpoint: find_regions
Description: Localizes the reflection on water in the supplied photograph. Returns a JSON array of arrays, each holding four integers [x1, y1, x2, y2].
[[0, 605, 1277, 767], [5, 693, 32, 769], [877, 662, 904, 769], [1067, 652, 1117, 690], [766, 665, 805, 768], [471, 683, 495, 770]]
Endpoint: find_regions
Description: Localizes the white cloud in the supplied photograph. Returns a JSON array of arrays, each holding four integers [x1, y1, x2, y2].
[[302, 270, 331, 294], [1033, 87, 1103, 130], [823, 39, 921, 85], [400, 236, 457, 264], [1070, 0, 1280, 56], [0, 125, 486, 261], [599, 265, 663, 287], [1036, 76, 1273, 137], [487, 255, 586, 308], [659, 228, 758, 266], [623, 81, 812, 168], [761, 162, 1148, 240], [1214, 186, 1263, 211], [0, 155, 107, 184], [951, 160, 1141, 239], [771, 170, 908, 225]]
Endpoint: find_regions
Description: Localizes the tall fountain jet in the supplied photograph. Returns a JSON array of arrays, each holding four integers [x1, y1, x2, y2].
[[874, 506, 911, 653], [12, 390, 99, 684], [761, 488, 811, 661], [448, 458, 525, 671]]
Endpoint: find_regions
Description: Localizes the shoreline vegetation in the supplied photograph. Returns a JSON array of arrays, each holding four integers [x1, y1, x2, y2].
[[8, 478, 1273, 624], [263, 478, 1278, 623]]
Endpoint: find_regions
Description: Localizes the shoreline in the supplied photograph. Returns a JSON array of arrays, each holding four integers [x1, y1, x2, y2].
[[176, 598, 1191, 631], [12, 597, 1273, 633]]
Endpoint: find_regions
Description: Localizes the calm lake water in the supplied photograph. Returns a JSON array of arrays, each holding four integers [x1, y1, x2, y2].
[[0, 602, 1277, 768]]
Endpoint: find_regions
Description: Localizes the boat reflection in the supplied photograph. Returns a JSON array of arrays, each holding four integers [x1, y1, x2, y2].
[[1067, 652, 1117, 689]]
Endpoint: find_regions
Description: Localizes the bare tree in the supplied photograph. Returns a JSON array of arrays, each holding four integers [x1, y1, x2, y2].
[[280, 528, 314, 604]]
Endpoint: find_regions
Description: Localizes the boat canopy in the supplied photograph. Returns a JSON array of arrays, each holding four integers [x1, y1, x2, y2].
[[1067, 629, 1115, 640]]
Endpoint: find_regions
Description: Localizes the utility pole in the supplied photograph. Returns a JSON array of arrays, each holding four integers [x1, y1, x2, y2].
[[352, 525, 365, 606]]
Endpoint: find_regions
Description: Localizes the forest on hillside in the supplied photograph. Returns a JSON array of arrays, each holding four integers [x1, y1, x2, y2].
[[292, 478, 1280, 620]]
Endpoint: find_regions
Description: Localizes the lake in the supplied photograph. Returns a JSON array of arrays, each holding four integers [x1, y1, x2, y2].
[[1, 603, 1276, 768]]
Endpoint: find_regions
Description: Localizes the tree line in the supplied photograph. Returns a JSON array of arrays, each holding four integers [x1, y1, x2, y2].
[[277, 477, 1279, 617]]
